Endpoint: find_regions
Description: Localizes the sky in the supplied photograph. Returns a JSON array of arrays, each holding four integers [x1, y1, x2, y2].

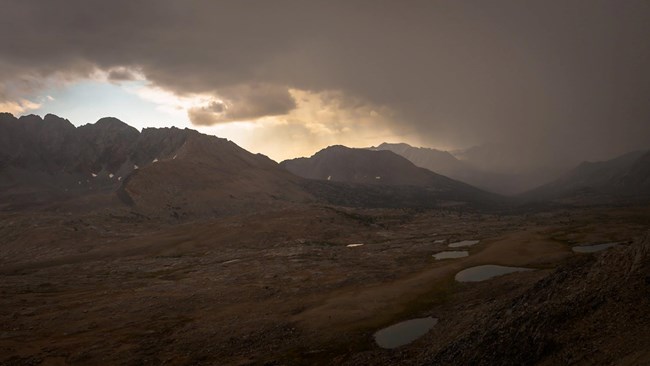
[[0, 0, 649, 165]]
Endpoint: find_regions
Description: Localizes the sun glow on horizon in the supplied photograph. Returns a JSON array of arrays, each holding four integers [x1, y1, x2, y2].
[[14, 71, 432, 162]]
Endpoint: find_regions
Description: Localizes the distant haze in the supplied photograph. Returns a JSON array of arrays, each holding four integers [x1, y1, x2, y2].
[[0, 1, 648, 169]]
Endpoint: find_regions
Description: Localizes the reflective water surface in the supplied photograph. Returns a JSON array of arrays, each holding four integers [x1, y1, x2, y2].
[[455, 265, 533, 282], [432, 251, 469, 260], [448, 240, 480, 248], [572, 243, 618, 253], [374, 317, 438, 349]]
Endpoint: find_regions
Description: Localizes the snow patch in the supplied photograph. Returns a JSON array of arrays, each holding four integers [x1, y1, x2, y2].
[[152, 158, 159, 163], [134, 165, 139, 169], [91, 173, 97, 178], [375, 176, 381, 179], [327, 175, 332, 181], [347, 243, 364, 248], [109, 173, 114, 179]]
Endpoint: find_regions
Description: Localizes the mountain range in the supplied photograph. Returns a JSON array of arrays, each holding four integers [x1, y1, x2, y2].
[[1, 113, 648, 214], [0, 114, 501, 215]]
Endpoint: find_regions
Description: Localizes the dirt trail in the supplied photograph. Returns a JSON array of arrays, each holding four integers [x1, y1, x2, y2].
[[293, 227, 571, 330]]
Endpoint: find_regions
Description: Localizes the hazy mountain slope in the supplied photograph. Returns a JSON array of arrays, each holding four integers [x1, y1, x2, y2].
[[372, 142, 521, 195], [281, 145, 502, 207], [523, 150, 650, 202], [619, 151, 650, 192], [451, 143, 575, 194], [371, 143, 464, 176]]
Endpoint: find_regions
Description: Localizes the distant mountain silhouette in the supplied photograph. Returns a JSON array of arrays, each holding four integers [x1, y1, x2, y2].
[[281, 145, 501, 207], [522, 149, 650, 203]]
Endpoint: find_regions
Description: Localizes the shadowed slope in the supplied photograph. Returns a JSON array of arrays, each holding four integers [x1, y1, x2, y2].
[[120, 130, 311, 217], [281, 145, 502, 208]]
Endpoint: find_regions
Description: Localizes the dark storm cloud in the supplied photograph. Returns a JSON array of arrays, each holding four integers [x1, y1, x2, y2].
[[0, 0, 649, 164], [188, 84, 297, 125], [107, 67, 138, 82]]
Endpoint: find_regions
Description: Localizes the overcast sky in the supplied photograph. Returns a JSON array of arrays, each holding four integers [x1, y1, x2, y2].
[[0, 0, 648, 163]]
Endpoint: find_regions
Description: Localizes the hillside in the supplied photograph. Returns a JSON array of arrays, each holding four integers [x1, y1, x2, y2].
[[281, 145, 502, 207]]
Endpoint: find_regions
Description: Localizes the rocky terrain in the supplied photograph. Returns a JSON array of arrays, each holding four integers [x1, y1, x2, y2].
[[425, 232, 650, 365], [350, 229, 650, 365], [2, 201, 649, 365]]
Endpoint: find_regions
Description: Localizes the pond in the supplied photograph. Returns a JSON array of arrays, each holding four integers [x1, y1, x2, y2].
[[374, 317, 438, 349], [455, 265, 533, 282], [432, 251, 469, 260], [448, 240, 480, 248], [572, 243, 618, 253]]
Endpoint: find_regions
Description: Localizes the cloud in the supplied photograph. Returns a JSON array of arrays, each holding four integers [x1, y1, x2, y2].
[[0, 0, 649, 167], [0, 99, 41, 114], [194, 89, 408, 161], [187, 84, 297, 125], [107, 67, 139, 82]]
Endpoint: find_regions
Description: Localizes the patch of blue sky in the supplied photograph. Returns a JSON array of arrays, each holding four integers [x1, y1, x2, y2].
[[32, 80, 190, 130]]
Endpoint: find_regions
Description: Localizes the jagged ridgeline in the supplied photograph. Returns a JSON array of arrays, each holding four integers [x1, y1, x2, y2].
[[0, 113, 310, 215]]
